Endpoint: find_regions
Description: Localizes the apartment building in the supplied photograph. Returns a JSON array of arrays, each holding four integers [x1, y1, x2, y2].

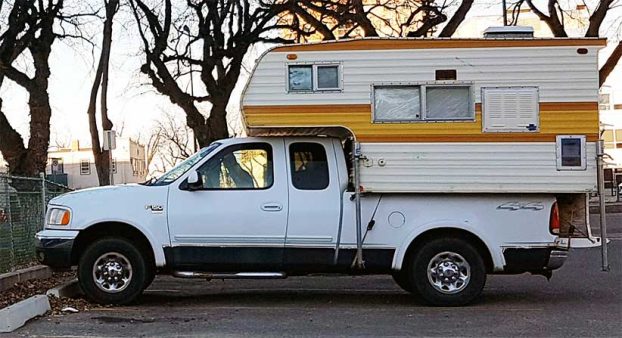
[[47, 138, 147, 189]]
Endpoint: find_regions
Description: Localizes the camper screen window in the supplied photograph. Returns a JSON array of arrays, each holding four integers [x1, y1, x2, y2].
[[317, 65, 339, 89], [425, 87, 471, 120], [373, 86, 421, 121], [288, 65, 312, 91]]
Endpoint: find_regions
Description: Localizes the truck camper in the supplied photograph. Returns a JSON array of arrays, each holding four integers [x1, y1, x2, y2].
[[35, 31, 607, 306]]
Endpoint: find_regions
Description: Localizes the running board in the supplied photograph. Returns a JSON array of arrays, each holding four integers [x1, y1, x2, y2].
[[172, 271, 287, 280]]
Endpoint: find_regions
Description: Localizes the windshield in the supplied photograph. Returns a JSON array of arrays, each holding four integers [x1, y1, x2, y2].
[[152, 142, 221, 185]]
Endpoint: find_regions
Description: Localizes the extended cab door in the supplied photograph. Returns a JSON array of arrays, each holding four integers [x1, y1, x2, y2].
[[284, 138, 344, 270], [166, 139, 288, 271]]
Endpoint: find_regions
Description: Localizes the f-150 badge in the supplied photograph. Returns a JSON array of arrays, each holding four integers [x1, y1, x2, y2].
[[145, 205, 164, 213], [497, 202, 544, 211]]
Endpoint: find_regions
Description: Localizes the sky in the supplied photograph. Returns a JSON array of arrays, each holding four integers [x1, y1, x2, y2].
[[0, 0, 620, 157]]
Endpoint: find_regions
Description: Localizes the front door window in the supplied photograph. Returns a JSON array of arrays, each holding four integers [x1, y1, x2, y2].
[[197, 143, 273, 190]]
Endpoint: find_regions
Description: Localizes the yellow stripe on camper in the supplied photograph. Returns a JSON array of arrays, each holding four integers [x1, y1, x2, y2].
[[243, 102, 599, 142]]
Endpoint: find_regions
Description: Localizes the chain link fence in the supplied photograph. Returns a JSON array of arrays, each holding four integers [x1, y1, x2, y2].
[[0, 174, 72, 273]]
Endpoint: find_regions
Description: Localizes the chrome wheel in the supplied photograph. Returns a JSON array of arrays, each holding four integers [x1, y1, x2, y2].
[[427, 251, 470, 294], [92, 252, 133, 293]]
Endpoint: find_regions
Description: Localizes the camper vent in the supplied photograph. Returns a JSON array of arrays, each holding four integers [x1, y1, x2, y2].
[[482, 87, 539, 133], [483, 26, 534, 38]]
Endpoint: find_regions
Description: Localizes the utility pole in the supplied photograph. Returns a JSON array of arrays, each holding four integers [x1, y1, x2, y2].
[[103, 130, 116, 185]]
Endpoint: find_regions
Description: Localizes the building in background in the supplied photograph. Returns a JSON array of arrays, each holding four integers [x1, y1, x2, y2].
[[46, 138, 147, 189]]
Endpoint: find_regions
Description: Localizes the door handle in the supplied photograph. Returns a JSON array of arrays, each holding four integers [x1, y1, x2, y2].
[[261, 203, 283, 212]]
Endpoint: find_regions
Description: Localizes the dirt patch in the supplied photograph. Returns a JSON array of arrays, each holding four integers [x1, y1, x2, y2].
[[0, 271, 74, 309]]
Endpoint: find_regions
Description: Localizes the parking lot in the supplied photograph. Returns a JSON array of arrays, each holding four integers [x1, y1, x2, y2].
[[9, 215, 622, 337]]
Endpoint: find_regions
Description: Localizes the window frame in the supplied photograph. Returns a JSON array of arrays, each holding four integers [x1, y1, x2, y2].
[[287, 62, 343, 93], [288, 142, 331, 191], [556, 135, 587, 171], [190, 142, 274, 191], [371, 82, 474, 123], [80, 160, 90, 175]]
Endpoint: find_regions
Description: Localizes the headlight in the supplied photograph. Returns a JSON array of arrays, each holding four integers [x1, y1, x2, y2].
[[47, 208, 71, 226]]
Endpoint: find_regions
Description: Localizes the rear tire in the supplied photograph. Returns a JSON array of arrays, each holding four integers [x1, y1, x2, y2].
[[78, 238, 147, 305], [392, 270, 415, 293], [409, 237, 486, 306]]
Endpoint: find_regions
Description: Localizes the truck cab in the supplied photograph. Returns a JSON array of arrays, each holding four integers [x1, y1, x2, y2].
[[36, 136, 568, 306]]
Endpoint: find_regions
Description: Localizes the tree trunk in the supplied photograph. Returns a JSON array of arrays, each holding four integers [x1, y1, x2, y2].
[[600, 41, 622, 88], [438, 0, 474, 37], [0, 99, 29, 175], [87, 0, 118, 186], [23, 88, 52, 176]]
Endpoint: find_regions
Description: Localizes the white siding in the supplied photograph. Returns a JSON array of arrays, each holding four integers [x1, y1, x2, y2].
[[244, 46, 600, 106], [359, 142, 597, 193]]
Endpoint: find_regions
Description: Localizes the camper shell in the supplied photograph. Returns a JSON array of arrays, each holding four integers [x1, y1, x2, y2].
[[242, 37, 605, 193], [242, 37, 606, 240]]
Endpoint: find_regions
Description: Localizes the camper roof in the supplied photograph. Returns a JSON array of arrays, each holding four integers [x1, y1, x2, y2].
[[269, 36, 606, 53]]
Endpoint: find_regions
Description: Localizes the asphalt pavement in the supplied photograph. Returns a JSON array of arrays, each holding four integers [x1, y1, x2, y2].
[[8, 215, 622, 337]]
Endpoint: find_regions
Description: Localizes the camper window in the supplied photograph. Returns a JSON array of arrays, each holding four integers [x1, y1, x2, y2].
[[316, 65, 340, 90], [373, 86, 421, 122], [425, 86, 472, 120], [372, 84, 473, 122], [556, 135, 587, 171], [287, 63, 342, 92], [288, 65, 313, 91]]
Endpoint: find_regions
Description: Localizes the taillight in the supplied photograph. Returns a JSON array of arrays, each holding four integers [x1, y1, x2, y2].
[[550, 202, 560, 234]]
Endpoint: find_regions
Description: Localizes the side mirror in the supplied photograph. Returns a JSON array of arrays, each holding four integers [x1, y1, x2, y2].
[[185, 171, 203, 191]]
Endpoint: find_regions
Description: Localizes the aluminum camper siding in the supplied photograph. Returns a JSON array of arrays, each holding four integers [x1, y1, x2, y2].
[[242, 39, 602, 143], [359, 142, 597, 193], [241, 39, 603, 193]]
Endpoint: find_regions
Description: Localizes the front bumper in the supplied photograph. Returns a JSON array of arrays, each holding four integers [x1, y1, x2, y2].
[[503, 247, 568, 274], [35, 230, 79, 268]]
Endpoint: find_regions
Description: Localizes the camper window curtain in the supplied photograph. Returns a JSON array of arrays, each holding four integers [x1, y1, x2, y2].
[[373, 86, 421, 121], [425, 87, 471, 120]]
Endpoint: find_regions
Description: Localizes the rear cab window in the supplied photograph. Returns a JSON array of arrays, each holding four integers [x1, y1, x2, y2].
[[289, 143, 329, 190]]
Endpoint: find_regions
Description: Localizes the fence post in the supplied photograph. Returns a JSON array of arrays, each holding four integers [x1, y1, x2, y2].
[[40, 172, 46, 228], [4, 176, 16, 271]]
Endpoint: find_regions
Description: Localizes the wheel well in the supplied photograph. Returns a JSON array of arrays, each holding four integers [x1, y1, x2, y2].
[[402, 228, 494, 273], [71, 222, 155, 268]]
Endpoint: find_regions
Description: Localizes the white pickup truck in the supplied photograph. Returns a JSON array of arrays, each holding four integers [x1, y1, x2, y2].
[[35, 136, 568, 306]]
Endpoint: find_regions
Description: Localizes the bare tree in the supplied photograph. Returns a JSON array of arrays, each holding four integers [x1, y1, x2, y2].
[[129, 0, 287, 148], [86, 0, 120, 186], [521, 0, 621, 86], [145, 111, 194, 176], [276, 0, 475, 41], [0, 0, 63, 176]]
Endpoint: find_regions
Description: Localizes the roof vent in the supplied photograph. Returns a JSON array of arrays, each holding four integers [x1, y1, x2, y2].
[[483, 26, 534, 38]]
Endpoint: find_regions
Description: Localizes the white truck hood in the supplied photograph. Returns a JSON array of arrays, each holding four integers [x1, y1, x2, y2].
[[48, 183, 169, 231]]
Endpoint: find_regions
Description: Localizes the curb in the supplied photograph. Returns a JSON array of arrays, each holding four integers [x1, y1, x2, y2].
[[0, 295, 50, 333], [0, 265, 53, 292], [46, 279, 82, 298]]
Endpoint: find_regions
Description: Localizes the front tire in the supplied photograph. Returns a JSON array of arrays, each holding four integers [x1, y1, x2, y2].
[[409, 237, 486, 306], [78, 238, 147, 305]]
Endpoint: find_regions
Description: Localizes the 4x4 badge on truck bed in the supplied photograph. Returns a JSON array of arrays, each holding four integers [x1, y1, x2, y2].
[[145, 204, 164, 213]]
